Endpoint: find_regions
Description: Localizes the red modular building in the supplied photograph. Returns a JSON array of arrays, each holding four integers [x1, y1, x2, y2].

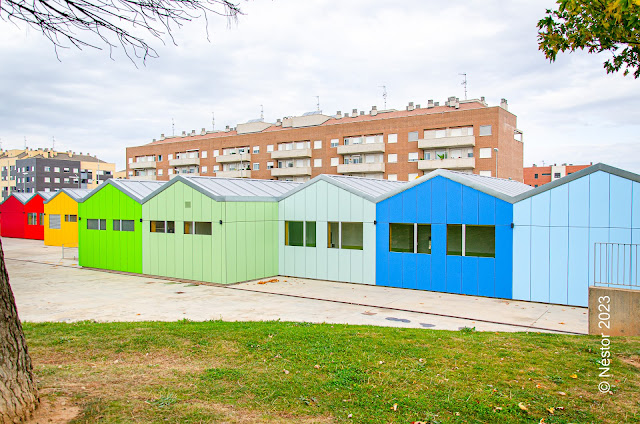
[[0, 192, 52, 240], [524, 163, 592, 187]]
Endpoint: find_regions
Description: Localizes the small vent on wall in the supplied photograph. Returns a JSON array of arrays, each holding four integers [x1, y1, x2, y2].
[[185, 201, 191, 208]]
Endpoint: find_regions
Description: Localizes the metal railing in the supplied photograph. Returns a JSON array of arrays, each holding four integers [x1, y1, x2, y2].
[[593, 243, 639, 288]]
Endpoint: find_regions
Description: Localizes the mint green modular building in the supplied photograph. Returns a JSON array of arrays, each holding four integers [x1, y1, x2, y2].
[[78, 179, 166, 273], [142, 176, 300, 284]]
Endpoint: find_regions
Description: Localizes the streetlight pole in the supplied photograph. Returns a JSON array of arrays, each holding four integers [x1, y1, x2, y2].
[[493, 148, 499, 178]]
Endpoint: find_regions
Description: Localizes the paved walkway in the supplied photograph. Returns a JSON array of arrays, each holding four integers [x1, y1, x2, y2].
[[3, 238, 587, 333]]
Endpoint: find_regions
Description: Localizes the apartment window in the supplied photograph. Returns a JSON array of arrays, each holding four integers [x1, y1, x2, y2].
[[330, 139, 339, 148], [168, 169, 174, 175], [64, 215, 77, 222], [479, 171, 492, 177], [213, 150, 219, 157], [64, 178, 70, 183], [388, 134, 398, 143], [49, 214, 61, 229], [408, 152, 419, 162], [344, 136, 363, 146], [184, 221, 212, 235], [266, 162, 274, 170], [213, 165, 220, 172], [306, 221, 316, 247], [73, 168, 79, 173], [535, 184, 539, 188], [542, 173, 551, 176], [447, 224, 495, 257], [253, 146, 260, 154], [43, 188, 50, 192], [128, 158, 133, 164], [54, 167, 60, 172], [554, 172, 561, 179], [388, 174, 397, 181], [408, 173, 418, 180], [44, 166, 51, 172], [63, 167, 70, 173], [388, 154, 397, 163], [150, 220, 175, 233], [314, 159, 322, 168], [44, 177, 51, 183], [330, 157, 339, 167], [285, 221, 304, 246], [408, 131, 419, 142], [534, 173, 538, 179], [201, 166, 207, 174], [128, 171, 133, 177], [158, 155, 163, 161], [479, 148, 492, 159], [168, 154, 173, 160], [341, 222, 363, 250], [87, 219, 106, 230], [266, 145, 274, 153], [158, 169, 164, 176], [253, 163, 260, 171], [450, 149, 462, 159], [479, 125, 492, 136], [113, 220, 135, 232], [54, 178, 60, 183], [314, 140, 322, 149]]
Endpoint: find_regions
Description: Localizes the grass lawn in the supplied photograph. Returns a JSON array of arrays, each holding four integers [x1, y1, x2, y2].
[[24, 321, 640, 423]]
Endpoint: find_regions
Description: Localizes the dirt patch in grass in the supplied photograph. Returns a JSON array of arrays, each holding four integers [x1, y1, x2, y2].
[[26, 397, 80, 424]]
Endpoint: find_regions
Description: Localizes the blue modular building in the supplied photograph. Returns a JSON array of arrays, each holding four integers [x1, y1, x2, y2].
[[375, 169, 532, 298], [511, 164, 640, 307]]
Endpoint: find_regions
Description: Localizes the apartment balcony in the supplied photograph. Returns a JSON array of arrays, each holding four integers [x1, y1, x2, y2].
[[337, 163, 385, 174], [130, 175, 157, 181], [169, 157, 200, 167], [130, 161, 157, 170], [270, 166, 312, 177], [418, 157, 476, 171], [336, 143, 386, 155], [215, 170, 251, 178], [418, 135, 476, 150], [216, 153, 251, 163], [270, 148, 312, 159]]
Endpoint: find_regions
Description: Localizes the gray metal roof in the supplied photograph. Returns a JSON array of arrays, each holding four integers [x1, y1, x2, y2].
[[278, 174, 408, 203], [13, 193, 36, 204], [109, 179, 166, 202], [511, 163, 640, 202], [43, 188, 93, 204], [38, 191, 56, 201], [377, 168, 534, 204], [143, 176, 302, 203]]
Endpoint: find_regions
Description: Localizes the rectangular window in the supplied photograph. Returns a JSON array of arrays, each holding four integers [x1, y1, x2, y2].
[[388, 133, 398, 143], [479, 147, 492, 159], [201, 151, 207, 159], [63, 167, 70, 173], [54, 178, 60, 183], [201, 166, 207, 174], [330, 157, 339, 167], [408, 131, 419, 142], [150, 220, 175, 233], [64, 214, 77, 222], [388, 154, 397, 163], [388, 174, 397, 181], [158, 155, 163, 161], [327, 222, 339, 248], [113, 220, 135, 232], [285, 221, 304, 246], [44, 166, 51, 172], [554, 172, 561, 179], [184, 221, 212, 235], [49, 214, 61, 229], [447, 224, 463, 256], [87, 219, 106, 230], [266, 162, 274, 170], [54, 167, 60, 172], [408, 173, 419, 180], [314, 140, 322, 149], [330, 139, 339, 148], [27, 213, 37, 225], [389, 223, 413, 252], [306, 221, 316, 247], [44, 177, 51, 183], [253, 163, 260, 170], [465, 225, 495, 258], [266, 145, 274, 153], [341, 222, 363, 250], [253, 146, 260, 154], [408, 152, 419, 162], [534, 173, 538, 179], [313, 159, 322, 168], [417, 224, 431, 254], [479, 125, 492, 136]]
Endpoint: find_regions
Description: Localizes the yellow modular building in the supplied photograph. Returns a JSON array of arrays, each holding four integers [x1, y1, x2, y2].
[[43, 188, 92, 247]]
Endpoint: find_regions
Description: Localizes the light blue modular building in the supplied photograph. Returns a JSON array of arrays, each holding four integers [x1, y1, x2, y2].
[[511, 164, 640, 307]]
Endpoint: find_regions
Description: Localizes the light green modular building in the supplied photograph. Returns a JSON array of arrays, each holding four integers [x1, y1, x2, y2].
[[142, 176, 300, 284], [278, 175, 406, 284]]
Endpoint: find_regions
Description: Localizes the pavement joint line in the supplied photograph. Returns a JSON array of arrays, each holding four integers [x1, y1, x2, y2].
[[6, 257, 586, 335]]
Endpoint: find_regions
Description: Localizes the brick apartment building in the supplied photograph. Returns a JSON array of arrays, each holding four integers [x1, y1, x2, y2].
[[126, 97, 524, 182], [524, 163, 592, 187]]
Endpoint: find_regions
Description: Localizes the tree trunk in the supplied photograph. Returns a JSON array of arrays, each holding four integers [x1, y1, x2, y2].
[[0, 240, 38, 423]]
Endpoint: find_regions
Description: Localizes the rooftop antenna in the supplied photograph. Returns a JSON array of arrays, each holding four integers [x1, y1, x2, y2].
[[24, 136, 27, 149], [315, 96, 320, 112], [211, 112, 215, 131], [379, 85, 387, 109], [52, 136, 55, 150], [260, 105, 264, 121], [459, 73, 468, 100], [171, 118, 175, 136]]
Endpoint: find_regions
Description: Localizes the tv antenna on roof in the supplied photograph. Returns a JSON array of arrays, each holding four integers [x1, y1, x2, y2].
[[315, 96, 320, 112], [24, 136, 27, 149], [459, 73, 468, 100], [52, 136, 55, 150], [260, 105, 264, 121], [171, 118, 175, 136], [379, 85, 387, 109], [211, 112, 215, 131]]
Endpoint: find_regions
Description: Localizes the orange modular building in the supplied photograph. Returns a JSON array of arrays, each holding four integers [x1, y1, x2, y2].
[[126, 97, 525, 183], [43, 189, 91, 247], [524, 163, 592, 187]]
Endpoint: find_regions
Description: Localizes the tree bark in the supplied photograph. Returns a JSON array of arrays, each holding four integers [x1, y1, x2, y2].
[[0, 239, 38, 423]]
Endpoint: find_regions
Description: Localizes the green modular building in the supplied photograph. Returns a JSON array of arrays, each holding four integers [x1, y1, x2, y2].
[[78, 179, 166, 273], [142, 176, 300, 284]]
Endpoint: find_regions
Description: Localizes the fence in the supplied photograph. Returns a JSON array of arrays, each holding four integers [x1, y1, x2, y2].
[[593, 243, 639, 288]]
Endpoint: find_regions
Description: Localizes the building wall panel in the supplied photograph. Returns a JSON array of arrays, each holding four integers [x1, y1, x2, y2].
[[589, 171, 610, 228], [609, 175, 632, 229], [512, 225, 531, 301], [549, 227, 569, 305], [530, 226, 550, 303]]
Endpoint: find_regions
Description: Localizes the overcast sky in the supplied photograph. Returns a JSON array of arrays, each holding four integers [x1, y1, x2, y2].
[[1, 0, 638, 173]]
